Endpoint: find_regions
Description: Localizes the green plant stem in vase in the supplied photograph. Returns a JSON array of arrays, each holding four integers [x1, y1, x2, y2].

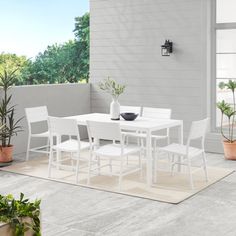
[[99, 77, 125, 120]]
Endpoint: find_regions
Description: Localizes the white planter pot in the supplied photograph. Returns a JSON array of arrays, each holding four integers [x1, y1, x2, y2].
[[110, 99, 120, 120]]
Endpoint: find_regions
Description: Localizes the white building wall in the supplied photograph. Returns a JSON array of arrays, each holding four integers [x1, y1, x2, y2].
[[11, 84, 90, 154], [90, 0, 221, 152]]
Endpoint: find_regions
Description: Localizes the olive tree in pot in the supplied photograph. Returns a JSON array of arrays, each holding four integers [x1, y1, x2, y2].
[[0, 69, 23, 163], [217, 80, 236, 160]]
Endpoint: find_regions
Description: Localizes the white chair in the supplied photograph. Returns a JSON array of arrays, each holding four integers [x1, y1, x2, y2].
[[123, 107, 172, 156], [120, 105, 141, 114], [25, 106, 50, 161], [48, 116, 90, 183], [86, 120, 142, 191], [155, 118, 209, 189], [142, 107, 172, 143], [120, 105, 142, 144]]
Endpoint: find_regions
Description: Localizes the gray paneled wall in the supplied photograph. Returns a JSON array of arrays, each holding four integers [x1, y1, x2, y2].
[[10, 84, 90, 154], [89, 0, 217, 149]]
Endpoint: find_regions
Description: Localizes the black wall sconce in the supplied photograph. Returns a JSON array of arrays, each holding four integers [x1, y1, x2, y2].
[[161, 40, 173, 56]]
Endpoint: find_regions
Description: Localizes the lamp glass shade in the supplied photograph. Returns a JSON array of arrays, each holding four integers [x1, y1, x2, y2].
[[161, 47, 170, 56], [161, 40, 172, 56]]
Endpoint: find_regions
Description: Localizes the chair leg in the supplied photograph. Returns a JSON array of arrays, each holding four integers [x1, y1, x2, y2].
[[153, 146, 158, 183], [26, 136, 31, 161], [46, 137, 50, 156], [70, 152, 74, 167], [48, 148, 53, 178], [171, 154, 175, 176], [137, 136, 140, 146], [140, 137, 145, 156], [56, 150, 60, 170], [187, 158, 194, 190], [126, 136, 129, 145], [202, 152, 208, 182], [139, 151, 143, 179], [87, 151, 92, 185], [98, 155, 101, 175], [118, 156, 124, 191], [167, 137, 171, 163], [75, 153, 80, 184], [153, 139, 157, 159], [177, 155, 182, 172], [153, 155, 157, 183]]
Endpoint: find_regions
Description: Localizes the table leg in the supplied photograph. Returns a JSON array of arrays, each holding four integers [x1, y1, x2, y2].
[[146, 130, 152, 187], [177, 121, 184, 172]]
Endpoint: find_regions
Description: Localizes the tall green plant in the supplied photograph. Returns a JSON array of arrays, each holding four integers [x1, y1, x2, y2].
[[217, 80, 236, 143], [0, 69, 23, 146]]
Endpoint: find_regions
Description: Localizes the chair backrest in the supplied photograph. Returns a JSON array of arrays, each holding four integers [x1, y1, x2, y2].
[[120, 105, 141, 115], [187, 118, 210, 147], [25, 106, 48, 124], [142, 107, 171, 119], [48, 116, 79, 137], [86, 120, 121, 142]]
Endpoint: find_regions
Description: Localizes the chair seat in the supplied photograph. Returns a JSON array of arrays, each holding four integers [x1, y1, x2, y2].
[[122, 131, 168, 140], [159, 143, 204, 158], [94, 143, 140, 157], [31, 131, 49, 138], [53, 139, 90, 152]]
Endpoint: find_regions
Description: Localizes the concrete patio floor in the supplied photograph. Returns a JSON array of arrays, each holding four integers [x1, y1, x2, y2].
[[0, 152, 236, 236]]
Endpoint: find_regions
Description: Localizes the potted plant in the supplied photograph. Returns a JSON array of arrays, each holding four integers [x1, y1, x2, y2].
[[0, 193, 41, 236], [99, 77, 125, 120], [217, 80, 236, 160], [0, 69, 23, 163]]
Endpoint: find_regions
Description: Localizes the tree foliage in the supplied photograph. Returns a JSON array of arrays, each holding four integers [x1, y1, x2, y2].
[[0, 12, 90, 85], [74, 12, 90, 83], [18, 40, 82, 85], [0, 53, 30, 83]]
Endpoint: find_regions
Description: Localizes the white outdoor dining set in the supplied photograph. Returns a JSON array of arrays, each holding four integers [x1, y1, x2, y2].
[[25, 105, 209, 190]]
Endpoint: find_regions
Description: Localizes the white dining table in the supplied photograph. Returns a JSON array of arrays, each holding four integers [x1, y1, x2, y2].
[[65, 113, 183, 187]]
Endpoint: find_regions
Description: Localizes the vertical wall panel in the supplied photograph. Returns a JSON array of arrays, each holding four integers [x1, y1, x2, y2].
[[90, 0, 219, 151]]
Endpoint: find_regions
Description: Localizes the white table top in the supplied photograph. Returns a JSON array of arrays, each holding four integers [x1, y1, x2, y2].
[[65, 113, 182, 132]]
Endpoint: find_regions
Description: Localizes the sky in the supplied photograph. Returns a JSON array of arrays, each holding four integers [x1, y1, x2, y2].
[[0, 0, 89, 59]]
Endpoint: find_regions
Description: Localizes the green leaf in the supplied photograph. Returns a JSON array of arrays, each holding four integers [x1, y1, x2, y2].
[[0, 193, 41, 235], [99, 77, 125, 98], [216, 100, 231, 113]]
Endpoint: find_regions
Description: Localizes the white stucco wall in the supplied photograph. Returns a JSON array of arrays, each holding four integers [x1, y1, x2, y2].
[[89, 0, 221, 152], [10, 83, 90, 154]]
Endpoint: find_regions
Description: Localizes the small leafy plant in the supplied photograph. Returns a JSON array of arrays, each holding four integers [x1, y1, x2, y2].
[[0, 69, 23, 147], [0, 193, 41, 236], [217, 80, 236, 143], [99, 77, 125, 99]]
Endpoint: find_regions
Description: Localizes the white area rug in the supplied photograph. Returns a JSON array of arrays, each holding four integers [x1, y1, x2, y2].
[[1, 154, 234, 204]]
